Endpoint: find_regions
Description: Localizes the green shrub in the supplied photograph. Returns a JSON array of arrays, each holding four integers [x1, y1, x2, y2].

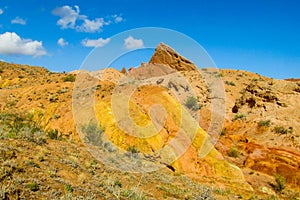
[[28, 182, 39, 191], [65, 184, 73, 193], [228, 147, 240, 158], [225, 80, 236, 86], [220, 129, 226, 136], [270, 174, 286, 193], [233, 113, 246, 121], [194, 185, 214, 200], [81, 121, 104, 146], [114, 180, 122, 188], [273, 126, 291, 134], [128, 146, 139, 154], [62, 74, 75, 82], [0, 113, 46, 144], [47, 129, 61, 140], [185, 96, 201, 111], [258, 120, 271, 127]]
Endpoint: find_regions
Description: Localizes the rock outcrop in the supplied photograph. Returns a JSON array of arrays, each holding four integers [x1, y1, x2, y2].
[[149, 42, 197, 71]]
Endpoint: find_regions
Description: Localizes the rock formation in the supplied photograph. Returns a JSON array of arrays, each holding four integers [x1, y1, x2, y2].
[[149, 42, 198, 71]]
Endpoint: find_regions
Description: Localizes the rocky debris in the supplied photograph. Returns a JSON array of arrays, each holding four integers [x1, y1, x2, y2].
[[149, 42, 197, 71], [232, 82, 281, 113]]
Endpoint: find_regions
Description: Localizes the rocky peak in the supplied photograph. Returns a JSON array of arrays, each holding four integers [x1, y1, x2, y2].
[[149, 42, 197, 71]]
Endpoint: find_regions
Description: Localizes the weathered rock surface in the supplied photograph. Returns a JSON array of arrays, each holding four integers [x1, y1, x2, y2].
[[149, 42, 198, 71]]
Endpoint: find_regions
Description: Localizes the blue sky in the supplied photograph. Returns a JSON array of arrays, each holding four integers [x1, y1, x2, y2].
[[0, 0, 299, 79]]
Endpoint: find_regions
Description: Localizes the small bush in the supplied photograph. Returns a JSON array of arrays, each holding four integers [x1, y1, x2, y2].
[[220, 129, 226, 136], [128, 146, 139, 154], [81, 121, 104, 146], [228, 147, 240, 158], [114, 180, 122, 188], [193, 185, 214, 200], [125, 146, 140, 159], [185, 96, 201, 111], [65, 184, 73, 193], [28, 182, 39, 191], [225, 80, 236, 86], [270, 174, 286, 193], [258, 120, 271, 127], [273, 126, 292, 134], [233, 113, 246, 121], [62, 74, 75, 82], [47, 129, 61, 140]]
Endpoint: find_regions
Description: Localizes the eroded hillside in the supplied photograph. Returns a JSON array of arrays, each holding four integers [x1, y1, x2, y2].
[[0, 42, 299, 199]]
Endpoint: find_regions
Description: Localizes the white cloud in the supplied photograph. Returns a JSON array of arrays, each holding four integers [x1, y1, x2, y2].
[[0, 32, 46, 57], [52, 5, 84, 29], [81, 37, 110, 47], [124, 36, 144, 50], [0, 9, 3, 15], [11, 17, 26, 25], [57, 38, 68, 47], [112, 14, 123, 23], [52, 5, 123, 33], [76, 18, 104, 33]]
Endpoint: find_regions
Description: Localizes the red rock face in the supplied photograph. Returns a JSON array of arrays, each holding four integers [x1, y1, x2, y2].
[[149, 43, 198, 71]]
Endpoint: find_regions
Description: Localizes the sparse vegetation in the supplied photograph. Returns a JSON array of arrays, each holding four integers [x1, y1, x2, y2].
[[47, 129, 61, 140], [65, 184, 73, 193], [258, 120, 271, 127], [233, 113, 246, 121], [225, 80, 236, 86], [228, 147, 240, 158], [185, 96, 201, 111], [0, 113, 46, 144], [194, 185, 214, 200], [220, 129, 226, 136], [273, 126, 293, 134], [62, 74, 76, 82], [28, 182, 39, 191], [128, 146, 139, 154], [270, 174, 286, 193], [81, 121, 104, 146]]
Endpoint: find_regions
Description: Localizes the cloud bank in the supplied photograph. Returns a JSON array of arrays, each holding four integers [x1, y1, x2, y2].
[[0, 32, 46, 57], [52, 5, 123, 33]]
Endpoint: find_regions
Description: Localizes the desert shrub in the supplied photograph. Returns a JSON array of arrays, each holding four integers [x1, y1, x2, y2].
[[81, 121, 104, 146], [228, 147, 240, 158], [217, 73, 224, 77], [0, 69, 3, 73], [128, 146, 139, 154], [125, 146, 140, 159], [270, 174, 286, 193], [185, 96, 201, 111], [273, 126, 290, 134], [122, 188, 146, 199], [225, 80, 236, 86], [65, 184, 73, 193], [233, 113, 246, 121], [193, 185, 214, 200], [114, 180, 122, 188], [104, 142, 116, 153], [62, 74, 75, 82], [28, 182, 39, 191], [220, 129, 226, 136], [47, 129, 61, 140], [258, 120, 271, 127], [0, 113, 46, 144]]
